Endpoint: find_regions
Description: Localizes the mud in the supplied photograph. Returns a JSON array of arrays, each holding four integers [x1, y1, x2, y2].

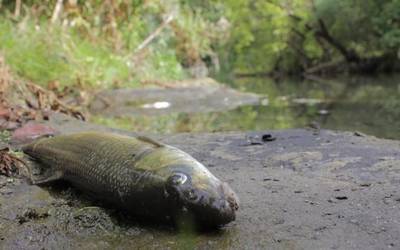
[[1, 116, 400, 249]]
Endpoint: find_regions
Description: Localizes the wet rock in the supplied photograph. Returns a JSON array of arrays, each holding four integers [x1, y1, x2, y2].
[[11, 122, 58, 144], [90, 78, 260, 117], [2, 123, 400, 249]]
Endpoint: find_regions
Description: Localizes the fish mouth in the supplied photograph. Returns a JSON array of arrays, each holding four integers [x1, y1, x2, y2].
[[167, 181, 239, 227], [196, 197, 237, 226], [194, 182, 239, 226]]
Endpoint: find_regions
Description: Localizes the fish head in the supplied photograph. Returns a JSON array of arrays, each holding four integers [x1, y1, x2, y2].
[[164, 167, 239, 227]]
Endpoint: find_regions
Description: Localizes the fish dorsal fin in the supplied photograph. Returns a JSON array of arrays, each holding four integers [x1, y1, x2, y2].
[[136, 135, 165, 148]]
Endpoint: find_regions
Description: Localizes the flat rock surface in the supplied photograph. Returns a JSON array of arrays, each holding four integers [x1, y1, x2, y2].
[[1, 117, 400, 249], [89, 78, 261, 116]]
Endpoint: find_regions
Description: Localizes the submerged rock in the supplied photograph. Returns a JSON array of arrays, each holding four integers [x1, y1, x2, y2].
[[90, 78, 261, 117]]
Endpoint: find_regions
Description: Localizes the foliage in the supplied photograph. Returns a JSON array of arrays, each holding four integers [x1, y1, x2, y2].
[[0, 0, 202, 88], [0, 0, 399, 87], [218, 0, 400, 74]]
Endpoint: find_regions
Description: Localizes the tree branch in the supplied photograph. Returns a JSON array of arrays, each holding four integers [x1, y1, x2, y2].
[[314, 18, 360, 62], [14, 0, 21, 18], [51, 0, 64, 23], [134, 14, 174, 53]]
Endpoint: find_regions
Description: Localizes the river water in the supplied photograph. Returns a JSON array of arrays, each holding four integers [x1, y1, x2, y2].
[[228, 75, 400, 140], [91, 75, 400, 140]]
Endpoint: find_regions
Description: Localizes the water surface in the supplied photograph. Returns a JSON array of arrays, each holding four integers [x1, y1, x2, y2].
[[91, 75, 400, 140]]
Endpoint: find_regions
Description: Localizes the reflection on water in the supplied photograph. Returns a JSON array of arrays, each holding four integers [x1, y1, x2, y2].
[[91, 75, 400, 140]]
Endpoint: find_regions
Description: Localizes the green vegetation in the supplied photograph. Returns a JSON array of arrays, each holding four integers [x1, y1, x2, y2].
[[0, 1, 192, 88], [0, 130, 11, 143], [219, 0, 400, 75], [0, 1, 399, 139], [1, 0, 399, 89]]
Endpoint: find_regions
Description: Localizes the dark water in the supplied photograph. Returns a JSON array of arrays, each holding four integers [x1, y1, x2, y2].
[[228, 75, 400, 140], [92, 75, 400, 140]]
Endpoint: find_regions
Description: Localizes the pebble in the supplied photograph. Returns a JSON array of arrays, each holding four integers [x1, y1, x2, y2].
[[0, 188, 13, 195]]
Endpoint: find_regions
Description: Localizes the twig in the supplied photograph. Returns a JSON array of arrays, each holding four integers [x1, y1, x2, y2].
[[135, 14, 174, 53], [14, 0, 21, 18], [51, 0, 64, 23], [304, 59, 343, 75]]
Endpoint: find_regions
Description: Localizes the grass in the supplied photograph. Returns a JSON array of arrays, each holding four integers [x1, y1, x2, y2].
[[0, 17, 186, 89]]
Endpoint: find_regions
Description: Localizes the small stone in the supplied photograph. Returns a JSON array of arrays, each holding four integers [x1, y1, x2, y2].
[[262, 134, 276, 142], [11, 122, 58, 144], [318, 109, 329, 115], [354, 131, 366, 137], [0, 188, 13, 195]]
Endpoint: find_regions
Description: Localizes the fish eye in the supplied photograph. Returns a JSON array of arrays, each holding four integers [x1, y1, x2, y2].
[[170, 172, 188, 185]]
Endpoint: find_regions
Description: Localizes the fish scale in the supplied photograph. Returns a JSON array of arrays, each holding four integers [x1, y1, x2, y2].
[[22, 131, 239, 226]]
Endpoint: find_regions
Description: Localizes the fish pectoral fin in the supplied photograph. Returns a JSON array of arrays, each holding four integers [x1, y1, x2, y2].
[[136, 135, 165, 147], [30, 170, 63, 185], [25, 158, 64, 185]]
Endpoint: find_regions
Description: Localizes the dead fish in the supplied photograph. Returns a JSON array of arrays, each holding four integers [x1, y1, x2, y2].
[[22, 132, 239, 227]]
